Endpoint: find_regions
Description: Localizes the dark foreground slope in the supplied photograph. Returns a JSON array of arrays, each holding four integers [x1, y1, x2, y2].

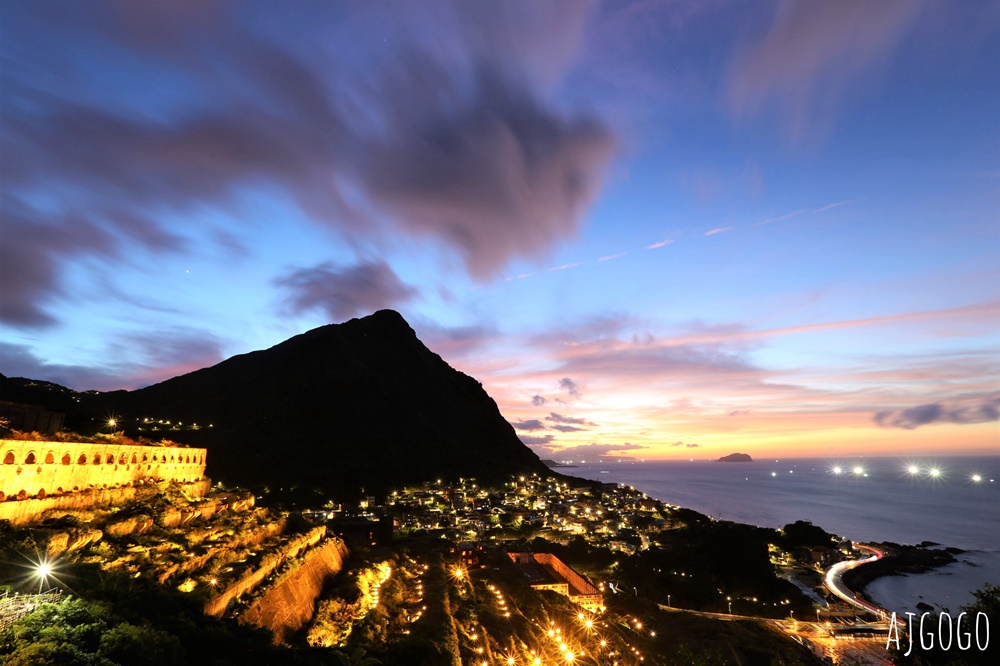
[[1, 311, 547, 502]]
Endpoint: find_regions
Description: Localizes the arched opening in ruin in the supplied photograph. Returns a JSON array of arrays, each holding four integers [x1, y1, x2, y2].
[[73, 485, 80, 491], [24, 452, 36, 465], [56, 487, 64, 494], [153, 454, 158, 462], [93, 453, 102, 464], [62, 453, 71, 465], [44, 452, 55, 464], [131, 453, 138, 464], [142, 453, 148, 462], [170, 455, 175, 463], [78, 454, 88, 464], [37, 488, 46, 499], [16, 489, 27, 500], [200, 455, 204, 465], [125, 481, 132, 488], [3, 451, 14, 464], [0, 491, 5, 501], [119, 453, 127, 465], [186, 455, 191, 464], [107, 456, 114, 465]]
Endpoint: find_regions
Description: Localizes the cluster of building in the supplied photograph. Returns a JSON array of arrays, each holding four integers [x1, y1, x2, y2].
[[321, 473, 670, 555]]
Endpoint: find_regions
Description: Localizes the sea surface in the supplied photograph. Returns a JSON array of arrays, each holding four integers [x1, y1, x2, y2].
[[564, 456, 1000, 615]]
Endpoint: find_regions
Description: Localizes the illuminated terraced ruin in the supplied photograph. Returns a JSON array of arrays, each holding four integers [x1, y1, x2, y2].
[[0, 439, 206, 504]]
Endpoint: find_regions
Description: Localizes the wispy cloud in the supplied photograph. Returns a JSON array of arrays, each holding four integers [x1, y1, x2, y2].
[[728, 1, 924, 142], [705, 226, 735, 236], [647, 239, 674, 249], [548, 262, 585, 272], [814, 197, 866, 213], [757, 209, 806, 225], [599, 251, 628, 261]]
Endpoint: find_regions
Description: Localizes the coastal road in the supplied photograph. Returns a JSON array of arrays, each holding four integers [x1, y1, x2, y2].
[[823, 544, 900, 624]]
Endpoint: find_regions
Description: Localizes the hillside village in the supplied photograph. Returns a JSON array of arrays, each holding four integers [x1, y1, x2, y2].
[[1, 431, 833, 665]]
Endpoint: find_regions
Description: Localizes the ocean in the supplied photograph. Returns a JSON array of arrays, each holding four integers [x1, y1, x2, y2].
[[564, 455, 1000, 615]]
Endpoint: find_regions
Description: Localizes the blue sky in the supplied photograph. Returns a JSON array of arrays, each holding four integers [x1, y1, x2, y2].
[[2, 1, 998, 459]]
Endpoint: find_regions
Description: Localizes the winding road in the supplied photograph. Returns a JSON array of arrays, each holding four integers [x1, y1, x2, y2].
[[823, 544, 902, 625]]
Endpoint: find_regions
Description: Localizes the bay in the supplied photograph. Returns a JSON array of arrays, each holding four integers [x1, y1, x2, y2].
[[565, 455, 1000, 613]]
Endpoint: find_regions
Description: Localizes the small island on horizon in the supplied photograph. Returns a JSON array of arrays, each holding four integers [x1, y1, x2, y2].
[[716, 452, 753, 462]]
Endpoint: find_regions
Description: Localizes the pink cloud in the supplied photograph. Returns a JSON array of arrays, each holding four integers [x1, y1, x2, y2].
[[728, 1, 923, 142], [704, 226, 734, 236], [647, 239, 674, 249]]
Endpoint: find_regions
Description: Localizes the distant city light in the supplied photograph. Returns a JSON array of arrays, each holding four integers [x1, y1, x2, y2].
[[907, 465, 920, 475], [852, 466, 864, 475], [929, 467, 941, 478], [770, 472, 777, 477], [832, 466, 843, 475], [971, 474, 982, 483]]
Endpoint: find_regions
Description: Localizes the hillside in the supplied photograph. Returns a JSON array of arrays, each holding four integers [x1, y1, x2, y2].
[[0, 311, 548, 502]]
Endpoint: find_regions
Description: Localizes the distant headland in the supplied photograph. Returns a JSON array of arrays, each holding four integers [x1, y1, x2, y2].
[[715, 453, 753, 462]]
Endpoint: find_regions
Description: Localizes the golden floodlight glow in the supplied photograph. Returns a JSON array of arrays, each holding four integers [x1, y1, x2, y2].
[[972, 474, 982, 483], [929, 467, 941, 477], [907, 465, 920, 475], [853, 466, 864, 475]]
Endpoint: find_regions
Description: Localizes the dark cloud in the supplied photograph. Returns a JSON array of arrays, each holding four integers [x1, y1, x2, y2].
[[874, 396, 1000, 430], [546, 412, 595, 426], [531, 394, 547, 406], [0, 1, 616, 328], [551, 424, 585, 433], [686, 443, 700, 448], [510, 419, 546, 431], [275, 260, 416, 323], [558, 377, 580, 397], [519, 434, 555, 446], [363, 64, 615, 280], [670, 441, 685, 447]]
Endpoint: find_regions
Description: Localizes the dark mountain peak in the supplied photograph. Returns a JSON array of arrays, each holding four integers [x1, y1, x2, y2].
[[25, 311, 547, 502]]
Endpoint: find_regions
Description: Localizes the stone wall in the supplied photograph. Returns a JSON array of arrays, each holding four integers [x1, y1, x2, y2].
[[0, 439, 207, 503], [204, 525, 328, 618], [0, 480, 210, 526], [239, 538, 349, 643]]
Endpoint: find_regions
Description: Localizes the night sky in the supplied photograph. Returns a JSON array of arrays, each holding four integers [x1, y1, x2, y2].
[[2, 1, 998, 460]]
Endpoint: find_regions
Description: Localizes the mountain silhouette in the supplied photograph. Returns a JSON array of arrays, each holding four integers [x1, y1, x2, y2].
[[1, 311, 548, 503]]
